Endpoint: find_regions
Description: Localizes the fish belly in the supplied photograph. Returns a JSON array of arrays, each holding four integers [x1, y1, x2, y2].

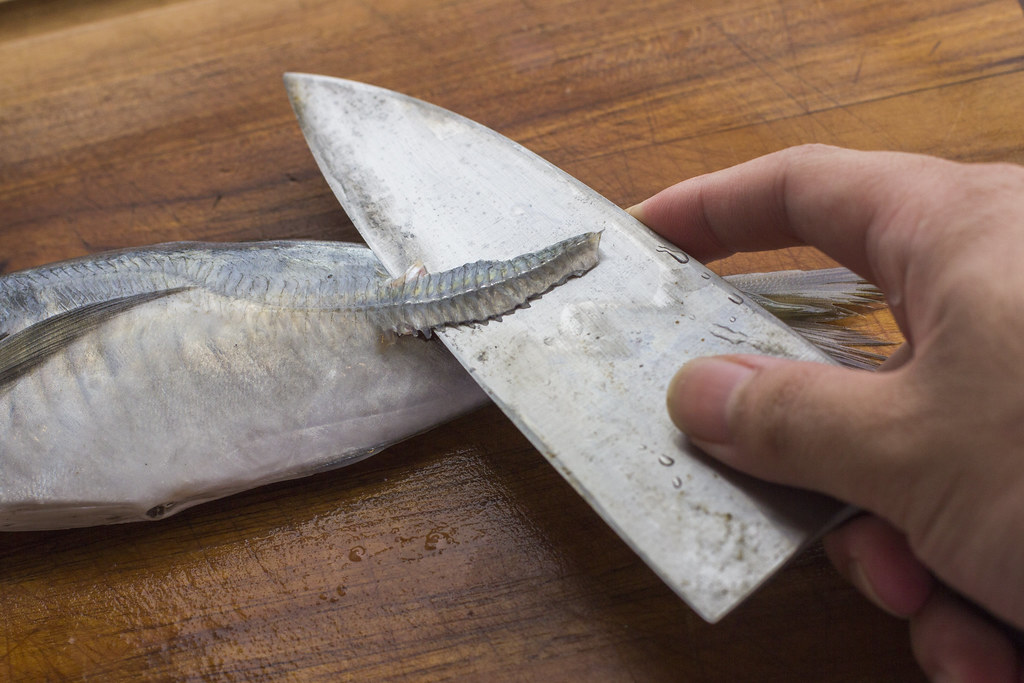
[[0, 290, 486, 530]]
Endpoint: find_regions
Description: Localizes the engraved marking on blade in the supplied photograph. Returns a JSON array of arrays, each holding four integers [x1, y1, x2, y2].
[[710, 324, 749, 345]]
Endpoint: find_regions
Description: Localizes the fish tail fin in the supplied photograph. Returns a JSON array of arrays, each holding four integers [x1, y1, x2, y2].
[[726, 267, 884, 320], [781, 319, 892, 370], [727, 267, 895, 369]]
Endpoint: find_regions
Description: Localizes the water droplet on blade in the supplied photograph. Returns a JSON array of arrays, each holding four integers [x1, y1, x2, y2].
[[657, 246, 690, 264]]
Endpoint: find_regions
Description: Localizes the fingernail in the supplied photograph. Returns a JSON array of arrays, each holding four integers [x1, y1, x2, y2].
[[666, 357, 754, 444], [848, 561, 904, 619], [625, 203, 645, 222]]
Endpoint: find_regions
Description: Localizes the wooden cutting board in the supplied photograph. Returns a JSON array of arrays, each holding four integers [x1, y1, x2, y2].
[[3, 0, 1023, 679]]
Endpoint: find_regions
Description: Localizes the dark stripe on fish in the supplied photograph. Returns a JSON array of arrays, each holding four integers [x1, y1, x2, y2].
[[0, 288, 190, 389]]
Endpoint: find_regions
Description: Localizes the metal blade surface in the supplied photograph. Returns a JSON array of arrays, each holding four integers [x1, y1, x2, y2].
[[285, 73, 846, 622]]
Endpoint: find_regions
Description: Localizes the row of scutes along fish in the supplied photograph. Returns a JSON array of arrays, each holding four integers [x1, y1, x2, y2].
[[0, 233, 601, 336], [0, 233, 603, 385], [364, 231, 602, 338], [0, 238, 892, 400]]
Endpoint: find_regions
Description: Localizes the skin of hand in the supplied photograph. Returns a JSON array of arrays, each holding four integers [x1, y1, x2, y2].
[[628, 144, 1024, 683]]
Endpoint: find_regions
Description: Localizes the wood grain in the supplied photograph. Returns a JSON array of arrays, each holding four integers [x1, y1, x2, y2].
[[3, 0, 1023, 679]]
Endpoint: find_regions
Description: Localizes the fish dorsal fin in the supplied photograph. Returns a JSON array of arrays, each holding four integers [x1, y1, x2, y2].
[[0, 288, 189, 388]]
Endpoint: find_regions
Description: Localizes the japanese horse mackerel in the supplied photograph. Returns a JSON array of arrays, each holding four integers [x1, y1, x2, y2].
[[0, 234, 600, 530], [0, 232, 880, 532]]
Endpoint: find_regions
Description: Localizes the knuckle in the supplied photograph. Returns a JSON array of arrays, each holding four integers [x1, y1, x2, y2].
[[782, 142, 838, 161], [975, 160, 1024, 185]]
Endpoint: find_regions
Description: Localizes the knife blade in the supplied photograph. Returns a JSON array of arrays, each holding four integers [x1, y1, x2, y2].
[[284, 73, 848, 623]]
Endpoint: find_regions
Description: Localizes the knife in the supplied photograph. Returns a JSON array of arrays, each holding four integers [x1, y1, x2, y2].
[[284, 73, 848, 623]]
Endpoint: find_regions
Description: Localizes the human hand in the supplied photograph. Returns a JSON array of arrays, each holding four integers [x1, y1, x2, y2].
[[628, 145, 1024, 682]]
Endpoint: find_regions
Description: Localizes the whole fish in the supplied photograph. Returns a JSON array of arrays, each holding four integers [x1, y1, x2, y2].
[[0, 235, 599, 530], [0, 238, 882, 531]]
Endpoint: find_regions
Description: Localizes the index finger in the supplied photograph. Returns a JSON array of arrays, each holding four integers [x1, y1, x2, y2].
[[628, 144, 942, 288]]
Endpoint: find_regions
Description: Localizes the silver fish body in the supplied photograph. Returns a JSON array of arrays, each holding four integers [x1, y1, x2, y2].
[[0, 237, 600, 530], [0, 237, 881, 532]]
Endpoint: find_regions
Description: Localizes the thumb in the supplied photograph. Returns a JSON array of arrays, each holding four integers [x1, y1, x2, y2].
[[667, 354, 913, 517]]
